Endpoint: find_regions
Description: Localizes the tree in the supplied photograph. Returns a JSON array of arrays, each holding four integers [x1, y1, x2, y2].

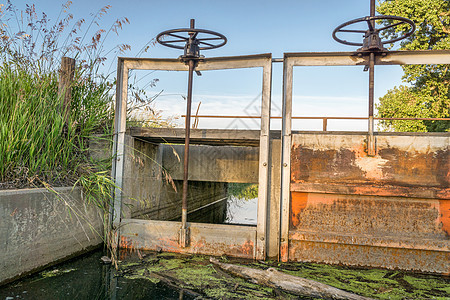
[[376, 0, 450, 132]]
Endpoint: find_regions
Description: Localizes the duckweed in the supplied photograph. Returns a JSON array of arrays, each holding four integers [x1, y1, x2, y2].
[[118, 251, 450, 299]]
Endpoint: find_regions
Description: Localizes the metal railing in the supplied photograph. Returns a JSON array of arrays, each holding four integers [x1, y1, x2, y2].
[[182, 115, 450, 131]]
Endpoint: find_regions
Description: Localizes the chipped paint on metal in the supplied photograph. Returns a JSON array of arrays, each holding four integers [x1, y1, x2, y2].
[[290, 192, 308, 228], [287, 239, 450, 274], [290, 133, 449, 195], [280, 243, 289, 262], [289, 192, 446, 238], [439, 200, 450, 237], [354, 154, 389, 180]]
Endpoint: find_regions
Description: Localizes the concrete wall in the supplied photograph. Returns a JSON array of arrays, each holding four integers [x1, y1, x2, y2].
[[0, 187, 103, 285], [162, 144, 259, 183], [287, 132, 449, 273], [117, 137, 258, 220]]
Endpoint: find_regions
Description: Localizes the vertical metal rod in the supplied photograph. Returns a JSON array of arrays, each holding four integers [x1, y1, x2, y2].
[[368, 52, 376, 156], [370, 0, 376, 17], [180, 19, 196, 247], [181, 59, 194, 231]]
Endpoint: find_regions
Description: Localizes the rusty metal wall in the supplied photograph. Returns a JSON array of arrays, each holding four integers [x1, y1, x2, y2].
[[287, 132, 449, 273]]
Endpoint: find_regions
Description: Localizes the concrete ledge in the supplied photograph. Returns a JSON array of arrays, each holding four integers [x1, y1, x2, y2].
[[120, 219, 257, 259], [0, 187, 104, 286]]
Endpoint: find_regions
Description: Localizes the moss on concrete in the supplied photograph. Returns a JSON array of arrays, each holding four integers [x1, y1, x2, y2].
[[118, 251, 450, 299]]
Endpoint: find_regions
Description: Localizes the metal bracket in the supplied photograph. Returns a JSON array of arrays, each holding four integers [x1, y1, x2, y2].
[[179, 226, 190, 248]]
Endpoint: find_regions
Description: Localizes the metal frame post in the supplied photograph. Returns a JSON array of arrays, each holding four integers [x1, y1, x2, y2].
[[367, 52, 376, 156], [367, 0, 376, 156], [110, 58, 128, 254], [256, 54, 272, 260], [111, 54, 273, 259]]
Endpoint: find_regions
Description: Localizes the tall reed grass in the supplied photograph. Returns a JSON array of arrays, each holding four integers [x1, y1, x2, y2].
[[0, 57, 112, 192], [0, 1, 134, 210], [0, 1, 174, 208]]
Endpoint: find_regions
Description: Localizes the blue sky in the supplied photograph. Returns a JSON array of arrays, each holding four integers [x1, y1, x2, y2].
[[4, 0, 406, 130]]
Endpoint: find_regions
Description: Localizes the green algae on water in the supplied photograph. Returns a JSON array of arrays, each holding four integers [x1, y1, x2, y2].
[[118, 251, 450, 300]]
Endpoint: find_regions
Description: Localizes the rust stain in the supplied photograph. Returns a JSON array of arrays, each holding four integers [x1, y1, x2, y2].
[[119, 236, 142, 260], [287, 240, 449, 274], [379, 148, 449, 188], [437, 189, 450, 199], [290, 145, 371, 185], [290, 192, 336, 229], [291, 142, 448, 186], [290, 192, 308, 228], [120, 236, 134, 249], [439, 199, 450, 237], [241, 240, 254, 255], [280, 243, 289, 262], [352, 142, 369, 158], [10, 207, 17, 217], [190, 238, 254, 258], [157, 236, 182, 252], [287, 191, 449, 252]]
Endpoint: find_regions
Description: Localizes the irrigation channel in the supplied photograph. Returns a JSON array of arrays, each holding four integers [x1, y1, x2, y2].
[[2, 188, 449, 299], [0, 192, 258, 299]]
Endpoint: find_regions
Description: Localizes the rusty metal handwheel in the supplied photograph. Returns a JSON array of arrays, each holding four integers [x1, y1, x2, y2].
[[332, 15, 415, 47], [156, 28, 227, 51]]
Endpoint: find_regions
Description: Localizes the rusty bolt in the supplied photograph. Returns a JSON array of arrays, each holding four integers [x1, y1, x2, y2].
[[260, 237, 265, 241], [263, 162, 267, 166], [283, 163, 288, 167]]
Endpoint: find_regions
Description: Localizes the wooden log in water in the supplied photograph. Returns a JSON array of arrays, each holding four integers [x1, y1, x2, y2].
[[210, 258, 373, 300]]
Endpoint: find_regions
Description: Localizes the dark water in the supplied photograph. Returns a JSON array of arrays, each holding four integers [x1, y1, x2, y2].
[[0, 250, 193, 300], [0, 196, 256, 299]]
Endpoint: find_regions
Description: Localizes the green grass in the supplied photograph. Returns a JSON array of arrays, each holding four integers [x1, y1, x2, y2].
[[0, 2, 126, 212], [0, 58, 114, 203]]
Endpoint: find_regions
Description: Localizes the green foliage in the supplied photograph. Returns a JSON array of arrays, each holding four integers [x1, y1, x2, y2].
[[377, 85, 449, 132], [376, 0, 450, 132], [228, 183, 258, 200]]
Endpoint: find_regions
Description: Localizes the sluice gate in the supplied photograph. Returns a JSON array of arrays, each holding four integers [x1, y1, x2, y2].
[[111, 51, 450, 273]]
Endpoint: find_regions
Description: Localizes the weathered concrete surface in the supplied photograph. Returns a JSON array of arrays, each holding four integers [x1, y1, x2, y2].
[[119, 219, 256, 259], [117, 136, 229, 220], [162, 144, 259, 183], [121, 135, 164, 219], [89, 135, 254, 219], [0, 187, 103, 285], [288, 132, 449, 273]]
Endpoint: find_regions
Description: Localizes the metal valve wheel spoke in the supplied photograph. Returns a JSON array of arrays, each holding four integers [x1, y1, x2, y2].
[[378, 21, 405, 32], [333, 15, 415, 47], [157, 28, 227, 51], [167, 33, 189, 40], [339, 29, 367, 33]]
